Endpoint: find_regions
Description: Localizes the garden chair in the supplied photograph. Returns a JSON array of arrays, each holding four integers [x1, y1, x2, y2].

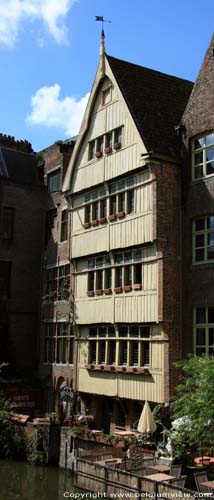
[[171, 475, 187, 488], [170, 464, 182, 478], [194, 471, 209, 493]]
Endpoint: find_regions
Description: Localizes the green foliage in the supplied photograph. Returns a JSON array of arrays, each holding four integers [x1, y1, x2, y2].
[[171, 355, 214, 443], [27, 425, 49, 464], [0, 393, 26, 459], [168, 355, 214, 462]]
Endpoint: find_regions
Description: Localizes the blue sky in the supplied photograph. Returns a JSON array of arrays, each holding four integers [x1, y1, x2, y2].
[[0, 0, 213, 152]]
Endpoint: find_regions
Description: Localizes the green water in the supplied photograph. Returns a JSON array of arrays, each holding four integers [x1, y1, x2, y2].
[[0, 461, 80, 500]]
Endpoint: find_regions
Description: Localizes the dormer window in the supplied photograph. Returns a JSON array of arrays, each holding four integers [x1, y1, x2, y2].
[[192, 132, 214, 180]]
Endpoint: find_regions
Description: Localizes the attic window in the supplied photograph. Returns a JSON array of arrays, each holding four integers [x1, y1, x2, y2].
[[102, 86, 112, 106]]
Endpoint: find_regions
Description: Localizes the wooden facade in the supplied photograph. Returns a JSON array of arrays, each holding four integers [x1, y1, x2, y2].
[[62, 35, 193, 430]]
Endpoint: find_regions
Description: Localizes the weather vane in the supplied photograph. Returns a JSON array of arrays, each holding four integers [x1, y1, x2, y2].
[[95, 16, 112, 31]]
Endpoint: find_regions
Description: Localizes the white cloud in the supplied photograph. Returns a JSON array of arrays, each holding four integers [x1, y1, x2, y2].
[[0, 0, 77, 47], [26, 84, 89, 137]]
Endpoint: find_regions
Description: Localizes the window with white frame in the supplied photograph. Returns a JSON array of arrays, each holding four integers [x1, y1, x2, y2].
[[194, 307, 214, 356], [46, 264, 70, 302], [192, 132, 214, 180], [87, 249, 143, 295], [84, 177, 134, 225], [43, 322, 73, 364], [88, 324, 151, 367], [193, 216, 214, 263]]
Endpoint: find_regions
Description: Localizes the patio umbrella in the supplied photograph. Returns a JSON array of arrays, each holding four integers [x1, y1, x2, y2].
[[137, 401, 157, 434]]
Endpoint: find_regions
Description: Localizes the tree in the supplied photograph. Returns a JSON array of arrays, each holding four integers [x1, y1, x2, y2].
[[170, 355, 214, 454]]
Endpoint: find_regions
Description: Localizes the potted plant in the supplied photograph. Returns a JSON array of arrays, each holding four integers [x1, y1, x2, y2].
[[114, 287, 123, 294], [114, 142, 121, 150], [104, 146, 112, 154], [95, 289, 103, 295], [108, 214, 117, 221], [99, 217, 107, 224], [103, 288, 112, 294], [83, 222, 91, 229], [87, 290, 94, 297], [133, 284, 142, 290], [96, 151, 103, 158], [123, 285, 132, 292], [91, 219, 98, 226], [117, 211, 126, 218]]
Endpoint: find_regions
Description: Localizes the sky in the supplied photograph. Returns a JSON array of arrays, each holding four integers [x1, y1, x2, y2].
[[0, 0, 213, 152]]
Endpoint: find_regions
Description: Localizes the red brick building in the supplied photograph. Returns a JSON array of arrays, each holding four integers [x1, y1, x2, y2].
[[0, 134, 46, 378], [38, 139, 76, 414]]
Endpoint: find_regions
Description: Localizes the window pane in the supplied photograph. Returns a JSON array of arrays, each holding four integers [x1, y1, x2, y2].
[[98, 327, 107, 337], [100, 199, 107, 218], [89, 141, 95, 160], [195, 219, 205, 231], [124, 251, 132, 262], [140, 326, 150, 338], [120, 341, 127, 365], [89, 327, 97, 337], [124, 265, 132, 285], [194, 152, 203, 165], [105, 268, 112, 289], [92, 202, 99, 220], [118, 179, 125, 191], [118, 192, 125, 212], [209, 328, 214, 346], [61, 210, 68, 242], [130, 326, 139, 337], [206, 160, 214, 175], [115, 267, 123, 287], [196, 328, 205, 345], [195, 234, 204, 247], [108, 326, 115, 337], [88, 272, 95, 292], [195, 249, 205, 261], [119, 326, 128, 337], [194, 165, 203, 179], [109, 195, 117, 215], [205, 134, 214, 146], [97, 136, 103, 152], [207, 216, 214, 229], [142, 343, 150, 366], [85, 205, 91, 223], [133, 250, 142, 261], [127, 190, 134, 213], [196, 308, 206, 324], [208, 308, 214, 323], [194, 137, 204, 150], [69, 338, 73, 364], [131, 341, 139, 366], [115, 253, 123, 264], [134, 263, 142, 284], [96, 257, 103, 268], [109, 341, 116, 364], [99, 341, 106, 364], [196, 347, 206, 356], [47, 169, 61, 193], [90, 341, 97, 364]]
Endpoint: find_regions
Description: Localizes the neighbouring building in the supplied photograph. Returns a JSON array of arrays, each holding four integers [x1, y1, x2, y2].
[[181, 36, 214, 360], [61, 31, 199, 433], [39, 139, 76, 414], [0, 134, 46, 380]]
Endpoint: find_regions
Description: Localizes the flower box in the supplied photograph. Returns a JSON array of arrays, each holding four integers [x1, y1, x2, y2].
[[110, 366, 116, 371], [99, 217, 107, 224], [114, 142, 121, 150], [133, 283, 142, 290], [117, 211, 126, 218], [114, 287, 123, 294], [83, 222, 90, 229], [87, 291, 94, 297], [91, 220, 98, 226], [122, 366, 127, 372], [95, 289, 103, 296], [96, 151, 103, 158], [132, 367, 138, 373], [108, 214, 117, 221], [100, 365, 105, 370], [104, 146, 112, 154], [103, 288, 112, 294], [123, 285, 132, 292]]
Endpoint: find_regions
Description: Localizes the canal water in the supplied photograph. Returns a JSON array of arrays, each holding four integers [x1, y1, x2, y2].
[[0, 460, 83, 500]]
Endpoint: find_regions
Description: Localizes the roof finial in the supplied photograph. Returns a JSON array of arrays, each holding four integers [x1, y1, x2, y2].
[[95, 16, 111, 56], [100, 28, 105, 57]]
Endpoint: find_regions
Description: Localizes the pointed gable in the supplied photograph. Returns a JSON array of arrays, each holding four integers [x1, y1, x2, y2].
[[182, 35, 214, 137], [107, 55, 193, 158]]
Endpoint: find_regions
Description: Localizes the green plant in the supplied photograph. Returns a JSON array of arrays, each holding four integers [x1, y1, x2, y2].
[[27, 425, 49, 464], [0, 393, 26, 459]]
